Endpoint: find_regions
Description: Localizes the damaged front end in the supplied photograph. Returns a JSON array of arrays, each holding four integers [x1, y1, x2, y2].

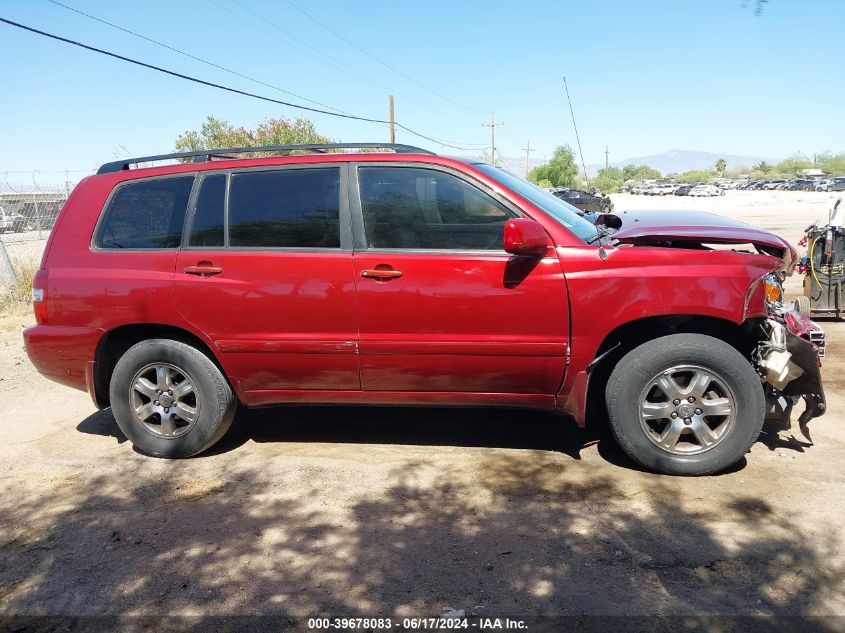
[[753, 275, 826, 439]]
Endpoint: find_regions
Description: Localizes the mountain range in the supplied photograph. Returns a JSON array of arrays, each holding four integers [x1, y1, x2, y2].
[[586, 149, 774, 175], [497, 149, 776, 177]]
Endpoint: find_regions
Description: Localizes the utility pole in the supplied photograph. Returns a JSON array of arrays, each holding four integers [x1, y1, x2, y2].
[[482, 112, 503, 165], [605, 146, 609, 174], [521, 141, 535, 177], [389, 95, 395, 143]]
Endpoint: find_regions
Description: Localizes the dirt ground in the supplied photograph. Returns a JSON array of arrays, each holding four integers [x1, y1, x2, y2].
[[0, 190, 843, 621]]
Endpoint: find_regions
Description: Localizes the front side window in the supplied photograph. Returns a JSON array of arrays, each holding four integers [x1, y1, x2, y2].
[[96, 176, 194, 249], [358, 167, 516, 250], [474, 164, 599, 244], [228, 168, 340, 248]]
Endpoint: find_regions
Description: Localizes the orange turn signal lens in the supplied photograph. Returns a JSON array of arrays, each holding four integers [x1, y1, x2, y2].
[[765, 280, 783, 304]]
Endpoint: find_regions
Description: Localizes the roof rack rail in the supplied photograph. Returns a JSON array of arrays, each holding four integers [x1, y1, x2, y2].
[[97, 143, 435, 174]]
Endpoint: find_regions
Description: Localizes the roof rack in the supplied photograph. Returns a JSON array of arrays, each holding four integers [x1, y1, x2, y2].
[[97, 143, 435, 174]]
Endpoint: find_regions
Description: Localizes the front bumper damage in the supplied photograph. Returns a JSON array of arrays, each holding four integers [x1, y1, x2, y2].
[[754, 310, 826, 440]]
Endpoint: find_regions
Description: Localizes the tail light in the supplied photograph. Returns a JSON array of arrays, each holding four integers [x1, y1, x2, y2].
[[32, 268, 48, 325]]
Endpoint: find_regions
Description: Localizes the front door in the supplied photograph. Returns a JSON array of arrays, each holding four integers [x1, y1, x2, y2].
[[351, 164, 570, 395], [173, 165, 359, 399]]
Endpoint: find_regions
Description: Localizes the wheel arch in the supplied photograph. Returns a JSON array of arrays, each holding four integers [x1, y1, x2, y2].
[[577, 313, 763, 430], [92, 323, 231, 408]]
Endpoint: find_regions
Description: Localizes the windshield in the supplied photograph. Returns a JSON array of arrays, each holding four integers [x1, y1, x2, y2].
[[475, 164, 599, 244]]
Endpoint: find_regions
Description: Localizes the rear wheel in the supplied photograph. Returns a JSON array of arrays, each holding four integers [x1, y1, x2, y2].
[[605, 334, 764, 475], [109, 339, 236, 458]]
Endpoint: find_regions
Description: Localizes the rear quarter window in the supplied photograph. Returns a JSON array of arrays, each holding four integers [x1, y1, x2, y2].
[[95, 176, 194, 249]]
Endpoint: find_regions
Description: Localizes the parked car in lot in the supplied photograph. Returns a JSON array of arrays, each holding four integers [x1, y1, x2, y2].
[[18, 201, 62, 231], [829, 177, 845, 192], [762, 179, 788, 190], [689, 184, 722, 197], [651, 183, 676, 195], [0, 206, 24, 233], [673, 184, 694, 196], [787, 179, 816, 191], [550, 187, 614, 213], [0, 207, 13, 232], [23, 143, 826, 476]]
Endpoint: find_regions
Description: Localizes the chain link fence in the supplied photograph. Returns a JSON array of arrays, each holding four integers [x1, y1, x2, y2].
[[0, 186, 72, 294]]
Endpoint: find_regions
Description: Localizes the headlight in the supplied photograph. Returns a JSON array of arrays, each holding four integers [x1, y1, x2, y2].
[[764, 272, 784, 307]]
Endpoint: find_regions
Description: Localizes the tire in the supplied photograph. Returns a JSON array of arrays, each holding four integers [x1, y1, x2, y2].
[[109, 338, 236, 458], [794, 295, 811, 316], [605, 334, 765, 475]]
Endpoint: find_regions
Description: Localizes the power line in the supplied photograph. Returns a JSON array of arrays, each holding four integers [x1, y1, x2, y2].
[[282, 0, 481, 114], [0, 16, 485, 151], [208, 0, 485, 147], [211, 0, 394, 95], [45, 0, 352, 115]]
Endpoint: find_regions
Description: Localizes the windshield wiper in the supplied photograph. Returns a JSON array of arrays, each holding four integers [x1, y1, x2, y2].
[[586, 225, 610, 245]]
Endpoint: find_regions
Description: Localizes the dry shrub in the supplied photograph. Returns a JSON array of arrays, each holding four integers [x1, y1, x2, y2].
[[0, 258, 37, 312]]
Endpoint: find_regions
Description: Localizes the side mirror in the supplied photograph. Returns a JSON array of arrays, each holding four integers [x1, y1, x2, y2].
[[504, 218, 549, 257], [595, 213, 622, 230]]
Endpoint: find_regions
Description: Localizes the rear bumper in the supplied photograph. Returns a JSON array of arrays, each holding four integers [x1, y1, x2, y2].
[[23, 324, 103, 396]]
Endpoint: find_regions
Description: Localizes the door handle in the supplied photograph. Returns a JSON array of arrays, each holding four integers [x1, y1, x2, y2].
[[361, 268, 403, 281], [184, 263, 223, 276]]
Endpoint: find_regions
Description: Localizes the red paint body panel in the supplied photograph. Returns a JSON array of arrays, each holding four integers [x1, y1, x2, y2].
[[23, 151, 794, 424], [173, 250, 359, 391], [241, 389, 554, 410], [352, 251, 569, 393], [613, 210, 798, 272], [23, 324, 103, 391]]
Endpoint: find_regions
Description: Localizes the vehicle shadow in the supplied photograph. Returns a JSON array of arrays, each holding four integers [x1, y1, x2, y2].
[[215, 405, 604, 462], [76, 403, 795, 473], [77, 404, 608, 462]]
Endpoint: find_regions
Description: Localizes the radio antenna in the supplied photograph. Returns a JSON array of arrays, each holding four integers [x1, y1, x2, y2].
[[563, 76, 589, 185]]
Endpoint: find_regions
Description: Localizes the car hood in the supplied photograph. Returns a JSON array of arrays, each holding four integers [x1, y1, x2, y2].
[[611, 210, 797, 271]]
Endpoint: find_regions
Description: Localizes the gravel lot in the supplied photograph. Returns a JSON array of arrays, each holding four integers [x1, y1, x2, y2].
[[0, 190, 843, 620]]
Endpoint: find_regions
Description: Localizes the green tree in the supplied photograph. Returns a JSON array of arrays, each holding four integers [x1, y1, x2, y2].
[[621, 164, 661, 181], [528, 145, 579, 188], [774, 152, 812, 177], [591, 166, 624, 193], [715, 158, 727, 176], [676, 169, 715, 184], [175, 115, 332, 158], [819, 152, 845, 176], [753, 161, 772, 174]]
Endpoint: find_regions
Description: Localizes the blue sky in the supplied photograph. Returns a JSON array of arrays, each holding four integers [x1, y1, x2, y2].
[[1, 0, 843, 182]]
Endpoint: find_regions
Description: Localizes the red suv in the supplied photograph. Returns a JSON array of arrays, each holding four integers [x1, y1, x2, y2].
[[23, 143, 826, 475]]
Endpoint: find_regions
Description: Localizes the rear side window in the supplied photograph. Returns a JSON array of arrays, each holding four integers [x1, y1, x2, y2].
[[96, 176, 194, 249], [189, 174, 226, 247], [228, 168, 340, 248]]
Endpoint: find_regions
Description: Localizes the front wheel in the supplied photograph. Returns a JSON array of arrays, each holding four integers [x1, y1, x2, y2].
[[109, 339, 236, 458], [605, 334, 765, 475]]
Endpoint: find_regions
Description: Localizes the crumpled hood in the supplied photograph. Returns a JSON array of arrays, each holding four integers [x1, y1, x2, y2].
[[611, 210, 797, 272]]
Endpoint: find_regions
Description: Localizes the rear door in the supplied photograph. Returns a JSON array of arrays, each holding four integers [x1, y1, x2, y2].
[[173, 165, 360, 398], [350, 163, 570, 395]]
